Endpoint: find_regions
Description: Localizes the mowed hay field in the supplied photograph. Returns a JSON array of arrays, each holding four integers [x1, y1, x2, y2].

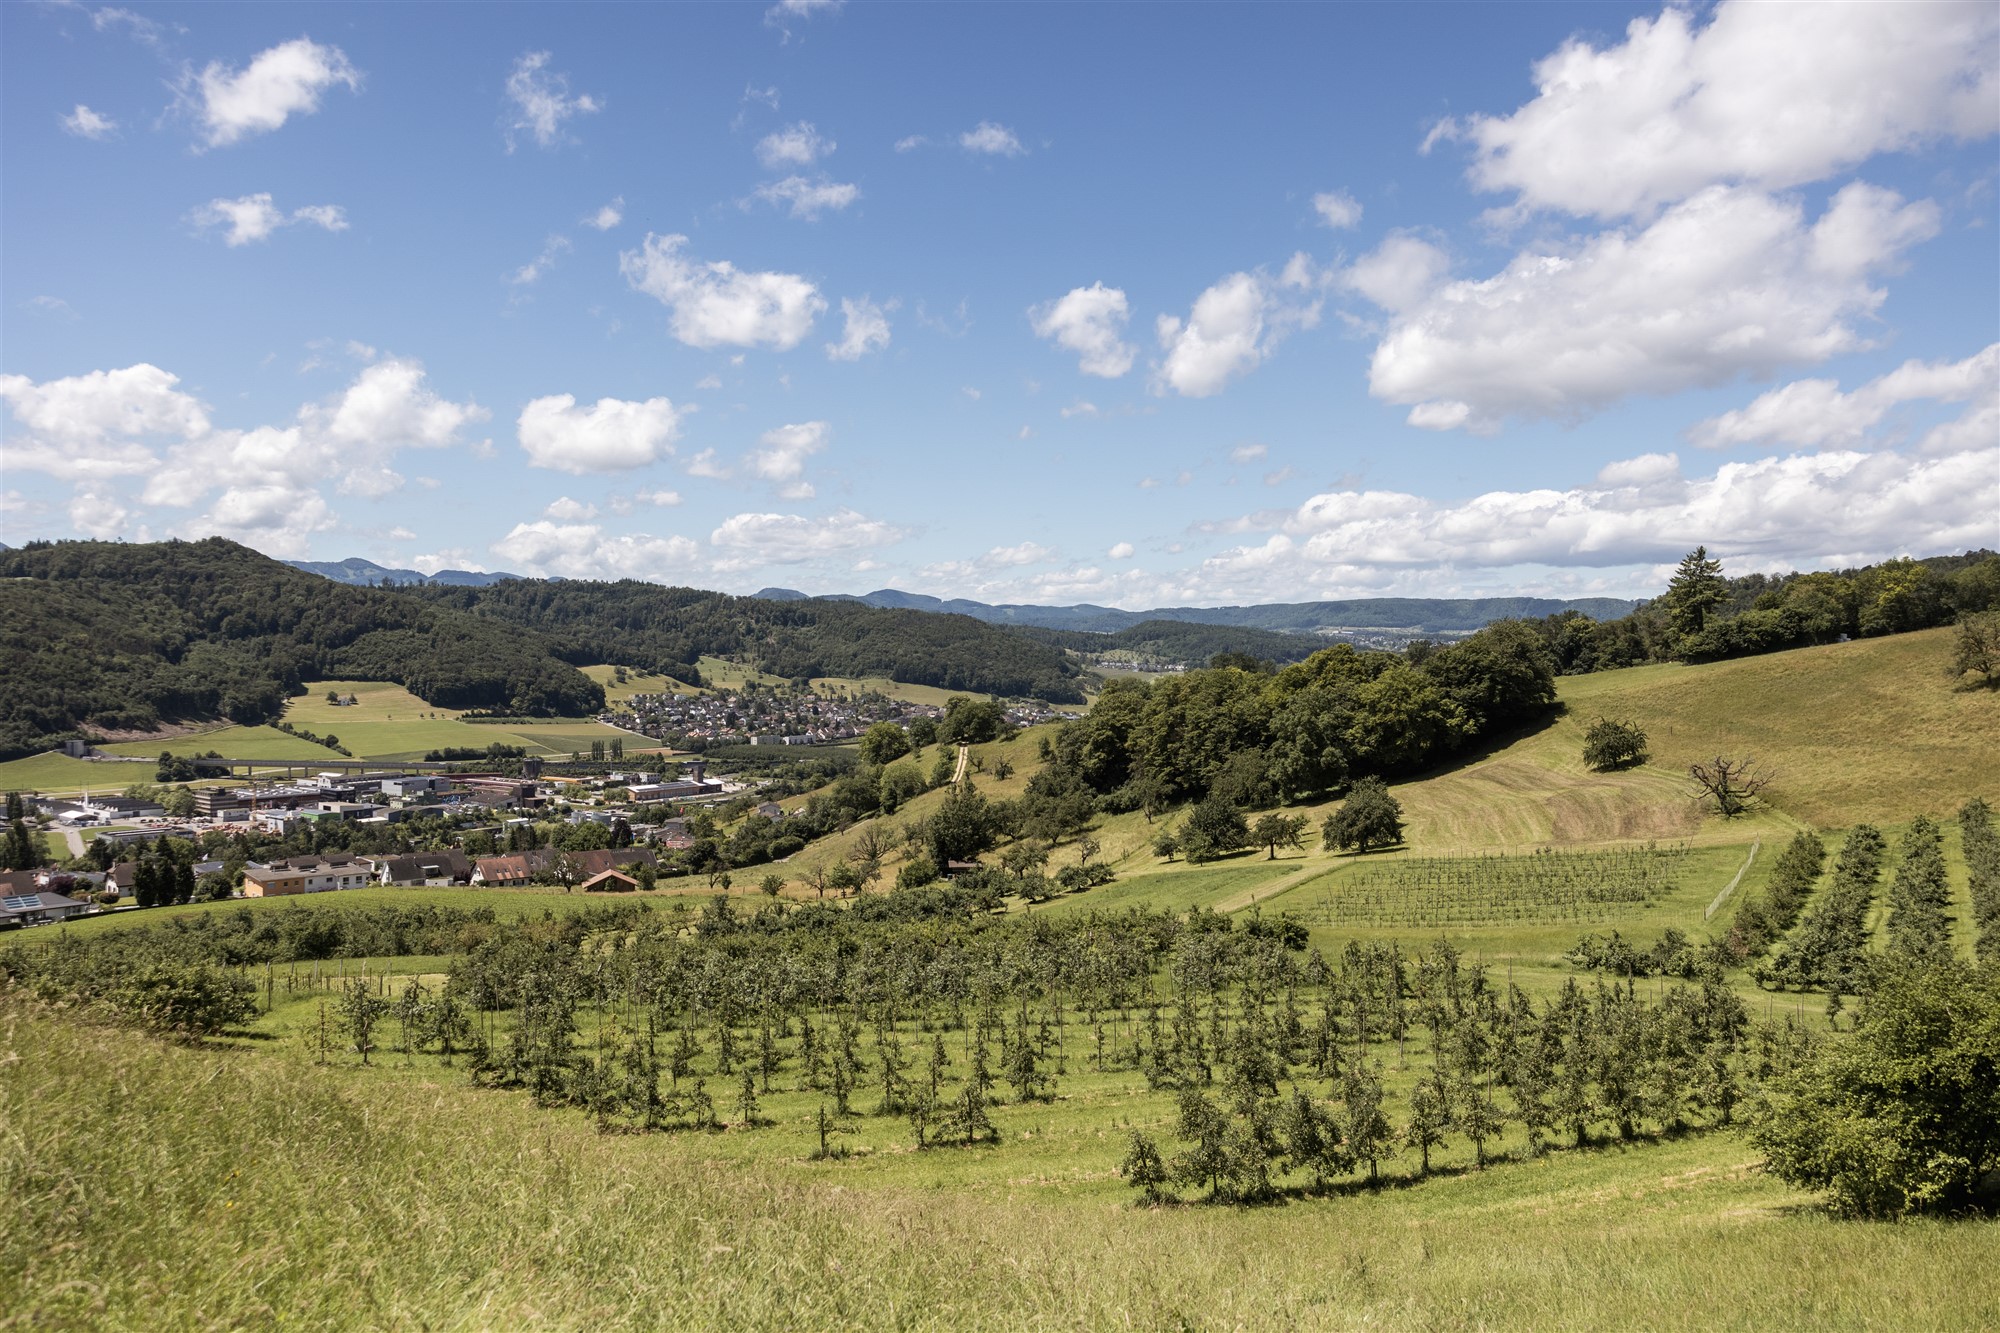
[[6, 999, 1998, 1332]]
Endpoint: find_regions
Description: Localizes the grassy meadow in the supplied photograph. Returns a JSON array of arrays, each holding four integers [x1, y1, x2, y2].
[[0, 679, 644, 797]]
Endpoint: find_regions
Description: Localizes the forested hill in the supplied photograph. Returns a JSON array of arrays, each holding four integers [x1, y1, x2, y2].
[[751, 587, 1638, 633], [0, 539, 1090, 760], [401, 580, 1087, 703], [0, 538, 603, 760]]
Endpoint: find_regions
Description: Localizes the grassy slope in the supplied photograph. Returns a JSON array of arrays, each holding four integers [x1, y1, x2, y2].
[[7, 1000, 1997, 1332]]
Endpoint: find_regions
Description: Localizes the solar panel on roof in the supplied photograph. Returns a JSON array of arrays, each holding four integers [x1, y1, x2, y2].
[[3, 895, 40, 911]]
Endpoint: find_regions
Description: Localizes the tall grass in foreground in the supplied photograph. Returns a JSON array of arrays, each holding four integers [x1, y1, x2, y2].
[[4, 998, 1997, 1332]]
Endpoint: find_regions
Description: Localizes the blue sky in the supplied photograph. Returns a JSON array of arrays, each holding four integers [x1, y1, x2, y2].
[[3, 0, 1996, 606]]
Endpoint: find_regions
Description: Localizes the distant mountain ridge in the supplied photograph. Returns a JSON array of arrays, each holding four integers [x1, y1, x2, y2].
[[751, 587, 1639, 634], [289, 557, 523, 588]]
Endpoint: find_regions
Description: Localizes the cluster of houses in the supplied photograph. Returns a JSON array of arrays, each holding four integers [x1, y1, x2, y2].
[[234, 845, 664, 895], [28, 765, 727, 844], [614, 685, 944, 749]]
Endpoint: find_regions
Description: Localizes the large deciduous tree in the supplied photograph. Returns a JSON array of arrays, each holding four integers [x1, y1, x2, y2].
[[1322, 777, 1405, 853]]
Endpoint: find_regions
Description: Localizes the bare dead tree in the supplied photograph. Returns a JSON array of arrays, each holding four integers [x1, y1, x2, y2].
[[1689, 756, 1772, 817]]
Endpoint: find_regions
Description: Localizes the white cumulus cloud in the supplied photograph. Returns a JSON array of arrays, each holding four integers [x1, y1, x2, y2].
[[1154, 270, 1322, 398], [1459, 0, 1999, 221], [187, 37, 360, 149], [494, 521, 701, 581], [756, 121, 834, 168], [1108, 542, 1135, 560], [504, 51, 601, 151], [751, 175, 860, 220], [1030, 283, 1135, 378], [709, 507, 906, 565], [583, 197, 624, 231], [620, 233, 826, 350], [507, 234, 572, 285], [1312, 190, 1362, 228], [826, 297, 894, 361], [189, 194, 348, 246], [1194, 435, 1999, 601], [62, 104, 117, 139], [959, 121, 1025, 156], [1365, 183, 1940, 431], [1692, 344, 2000, 451], [1, 363, 211, 479], [749, 420, 829, 500], [1340, 233, 1451, 313], [518, 393, 684, 473]]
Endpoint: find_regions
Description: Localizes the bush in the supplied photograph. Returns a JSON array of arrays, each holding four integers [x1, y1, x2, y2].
[[1582, 717, 1649, 771], [1751, 957, 2000, 1217]]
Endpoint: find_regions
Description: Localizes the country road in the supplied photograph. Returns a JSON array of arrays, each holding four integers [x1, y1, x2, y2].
[[952, 744, 970, 785]]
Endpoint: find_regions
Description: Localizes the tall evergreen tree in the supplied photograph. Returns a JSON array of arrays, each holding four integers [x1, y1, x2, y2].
[[1661, 546, 1729, 639]]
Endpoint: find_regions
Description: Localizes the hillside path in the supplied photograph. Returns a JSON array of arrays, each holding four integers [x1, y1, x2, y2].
[[1214, 860, 1334, 915]]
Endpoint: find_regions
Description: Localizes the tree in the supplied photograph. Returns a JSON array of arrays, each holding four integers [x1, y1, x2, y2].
[[1279, 1086, 1350, 1190], [1751, 957, 2000, 1218], [858, 721, 912, 766], [1402, 1072, 1452, 1176], [1455, 1078, 1504, 1169], [339, 977, 389, 1065], [2, 818, 43, 872], [1342, 1062, 1396, 1184], [1661, 545, 1729, 639], [547, 849, 586, 891], [734, 1067, 762, 1126], [1250, 813, 1309, 860], [758, 872, 786, 898], [1181, 796, 1248, 863], [1689, 755, 1771, 817], [927, 783, 1000, 866], [1151, 827, 1179, 862], [1121, 1130, 1173, 1203], [1582, 717, 1649, 771], [1322, 777, 1404, 853], [1947, 609, 2000, 687]]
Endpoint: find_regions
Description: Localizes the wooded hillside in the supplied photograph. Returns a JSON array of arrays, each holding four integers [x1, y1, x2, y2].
[[0, 538, 1087, 760]]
